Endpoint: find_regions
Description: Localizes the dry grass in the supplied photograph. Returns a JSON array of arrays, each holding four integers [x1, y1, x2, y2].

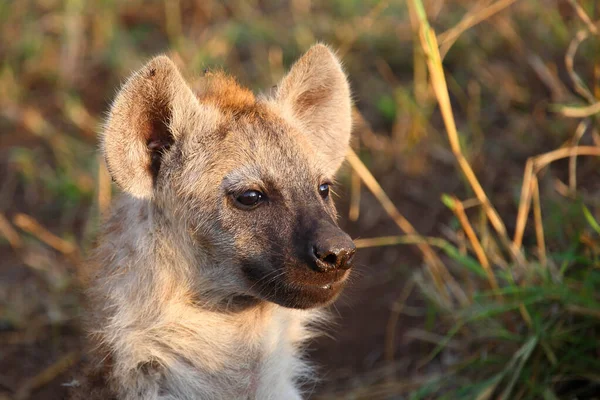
[[338, 0, 600, 398]]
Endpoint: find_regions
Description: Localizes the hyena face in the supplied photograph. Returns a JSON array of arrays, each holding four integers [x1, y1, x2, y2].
[[102, 45, 354, 309]]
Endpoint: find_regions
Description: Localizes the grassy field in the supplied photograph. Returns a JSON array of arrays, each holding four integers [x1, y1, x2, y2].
[[1, 0, 600, 399]]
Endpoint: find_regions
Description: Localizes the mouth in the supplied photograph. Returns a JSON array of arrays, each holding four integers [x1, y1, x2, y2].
[[301, 275, 346, 291], [248, 269, 350, 309]]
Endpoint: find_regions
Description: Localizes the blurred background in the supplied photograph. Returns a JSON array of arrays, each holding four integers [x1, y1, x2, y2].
[[2, 0, 600, 399]]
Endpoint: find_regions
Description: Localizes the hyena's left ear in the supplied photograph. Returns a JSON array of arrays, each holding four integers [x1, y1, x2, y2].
[[275, 44, 352, 175]]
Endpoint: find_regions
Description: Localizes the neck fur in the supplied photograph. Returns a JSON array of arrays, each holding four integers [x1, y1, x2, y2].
[[85, 196, 321, 399]]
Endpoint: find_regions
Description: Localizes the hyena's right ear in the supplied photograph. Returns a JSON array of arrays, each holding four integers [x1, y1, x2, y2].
[[275, 44, 352, 177], [102, 56, 202, 198]]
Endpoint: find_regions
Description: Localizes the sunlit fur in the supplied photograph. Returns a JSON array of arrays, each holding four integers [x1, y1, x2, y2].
[[71, 44, 352, 399]]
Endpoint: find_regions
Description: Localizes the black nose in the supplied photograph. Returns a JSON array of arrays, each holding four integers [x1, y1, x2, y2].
[[311, 231, 356, 273]]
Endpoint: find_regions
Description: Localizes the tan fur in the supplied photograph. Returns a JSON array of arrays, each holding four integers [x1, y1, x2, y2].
[[72, 44, 352, 399], [197, 71, 257, 114]]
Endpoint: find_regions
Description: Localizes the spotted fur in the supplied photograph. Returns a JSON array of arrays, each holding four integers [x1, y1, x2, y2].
[[72, 44, 353, 399]]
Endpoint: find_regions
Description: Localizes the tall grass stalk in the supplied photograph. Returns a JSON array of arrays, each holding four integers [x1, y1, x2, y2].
[[352, 0, 600, 398]]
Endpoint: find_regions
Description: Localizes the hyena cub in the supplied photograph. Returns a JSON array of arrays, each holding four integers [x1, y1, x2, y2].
[[74, 44, 355, 399]]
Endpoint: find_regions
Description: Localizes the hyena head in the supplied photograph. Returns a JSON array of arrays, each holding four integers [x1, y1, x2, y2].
[[102, 44, 355, 309]]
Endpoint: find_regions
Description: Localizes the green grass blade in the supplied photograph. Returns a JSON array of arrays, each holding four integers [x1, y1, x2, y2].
[[583, 205, 600, 235], [499, 336, 539, 400]]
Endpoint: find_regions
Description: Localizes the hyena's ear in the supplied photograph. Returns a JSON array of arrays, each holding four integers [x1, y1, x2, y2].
[[102, 56, 201, 198], [275, 44, 352, 175]]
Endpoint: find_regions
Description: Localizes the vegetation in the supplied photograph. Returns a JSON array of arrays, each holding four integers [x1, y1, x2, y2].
[[1, 0, 600, 399], [347, 1, 600, 399]]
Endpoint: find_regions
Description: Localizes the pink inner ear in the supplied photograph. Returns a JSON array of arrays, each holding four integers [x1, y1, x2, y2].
[[293, 86, 333, 116], [147, 137, 171, 151]]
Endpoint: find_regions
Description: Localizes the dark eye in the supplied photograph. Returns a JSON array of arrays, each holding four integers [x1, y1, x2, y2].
[[234, 190, 263, 209], [318, 183, 330, 199]]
